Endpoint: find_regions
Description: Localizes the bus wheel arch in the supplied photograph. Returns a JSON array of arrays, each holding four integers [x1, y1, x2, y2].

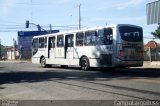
[[80, 56, 90, 71]]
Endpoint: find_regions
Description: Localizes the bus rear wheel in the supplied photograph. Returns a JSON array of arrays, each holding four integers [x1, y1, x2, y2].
[[81, 57, 90, 71]]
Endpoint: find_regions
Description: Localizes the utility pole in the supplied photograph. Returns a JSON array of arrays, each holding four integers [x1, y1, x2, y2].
[[50, 24, 52, 33], [13, 38, 16, 60], [149, 47, 152, 62], [76, 4, 81, 30], [30, 0, 33, 22]]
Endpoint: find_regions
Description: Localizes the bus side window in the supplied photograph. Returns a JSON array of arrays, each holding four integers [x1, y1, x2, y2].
[[76, 32, 84, 46], [44, 37, 47, 48], [97, 28, 113, 45], [104, 28, 113, 44], [39, 37, 45, 48], [97, 29, 104, 45], [84, 31, 97, 46], [66, 34, 74, 47], [84, 32, 91, 45], [57, 35, 64, 47], [91, 31, 97, 45]]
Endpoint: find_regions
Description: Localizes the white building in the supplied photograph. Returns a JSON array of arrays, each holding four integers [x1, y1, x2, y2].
[[6, 46, 19, 60]]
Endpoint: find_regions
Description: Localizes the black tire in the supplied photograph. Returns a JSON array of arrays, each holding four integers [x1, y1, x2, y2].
[[81, 57, 90, 71], [101, 67, 115, 71], [61, 65, 68, 68], [40, 57, 47, 68]]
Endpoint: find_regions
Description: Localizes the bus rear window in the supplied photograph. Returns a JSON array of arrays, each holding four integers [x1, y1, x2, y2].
[[119, 26, 143, 42]]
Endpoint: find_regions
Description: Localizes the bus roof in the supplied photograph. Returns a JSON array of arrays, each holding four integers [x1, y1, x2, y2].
[[33, 24, 141, 38]]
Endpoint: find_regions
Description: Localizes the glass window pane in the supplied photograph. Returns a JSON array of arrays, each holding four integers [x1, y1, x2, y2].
[[57, 35, 64, 47], [39, 37, 45, 48], [49, 37, 55, 48], [97, 28, 113, 45], [66, 34, 74, 47], [119, 26, 143, 42], [76, 33, 84, 46], [84, 31, 97, 46]]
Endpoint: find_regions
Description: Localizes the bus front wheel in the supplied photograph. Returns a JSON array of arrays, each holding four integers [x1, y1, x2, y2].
[[81, 57, 90, 71], [40, 57, 47, 68]]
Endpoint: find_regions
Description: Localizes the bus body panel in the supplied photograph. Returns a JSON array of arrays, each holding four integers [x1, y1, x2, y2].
[[45, 45, 113, 67], [49, 48, 56, 59], [32, 48, 48, 64], [73, 45, 113, 67], [55, 48, 64, 58]]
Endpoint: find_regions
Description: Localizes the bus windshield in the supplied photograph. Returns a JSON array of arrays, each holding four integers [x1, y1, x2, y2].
[[119, 26, 143, 42], [32, 38, 39, 55]]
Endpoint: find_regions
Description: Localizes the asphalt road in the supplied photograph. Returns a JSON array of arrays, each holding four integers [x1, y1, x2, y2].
[[0, 62, 160, 100]]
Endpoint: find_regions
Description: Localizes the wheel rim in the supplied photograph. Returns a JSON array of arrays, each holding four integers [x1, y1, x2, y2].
[[82, 59, 88, 70], [41, 58, 46, 67]]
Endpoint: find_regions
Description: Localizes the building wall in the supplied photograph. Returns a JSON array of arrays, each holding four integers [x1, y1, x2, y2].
[[7, 50, 19, 60], [144, 47, 160, 61]]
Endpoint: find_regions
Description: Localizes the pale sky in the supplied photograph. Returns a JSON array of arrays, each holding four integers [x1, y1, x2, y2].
[[0, 0, 158, 46]]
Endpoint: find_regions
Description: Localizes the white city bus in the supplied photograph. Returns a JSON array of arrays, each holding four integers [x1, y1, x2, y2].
[[32, 24, 143, 70]]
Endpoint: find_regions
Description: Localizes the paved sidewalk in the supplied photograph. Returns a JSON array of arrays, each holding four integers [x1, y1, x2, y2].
[[143, 61, 160, 68], [0, 60, 31, 63]]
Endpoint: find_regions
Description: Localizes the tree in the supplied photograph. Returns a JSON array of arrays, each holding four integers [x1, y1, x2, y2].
[[151, 24, 160, 38], [0, 44, 7, 60]]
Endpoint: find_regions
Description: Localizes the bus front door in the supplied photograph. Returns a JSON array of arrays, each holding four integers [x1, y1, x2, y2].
[[65, 34, 74, 59], [49, 37, 56, 59]]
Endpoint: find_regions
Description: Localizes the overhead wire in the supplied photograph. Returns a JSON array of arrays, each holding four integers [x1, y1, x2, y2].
[[0, 23, 80, 32]]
